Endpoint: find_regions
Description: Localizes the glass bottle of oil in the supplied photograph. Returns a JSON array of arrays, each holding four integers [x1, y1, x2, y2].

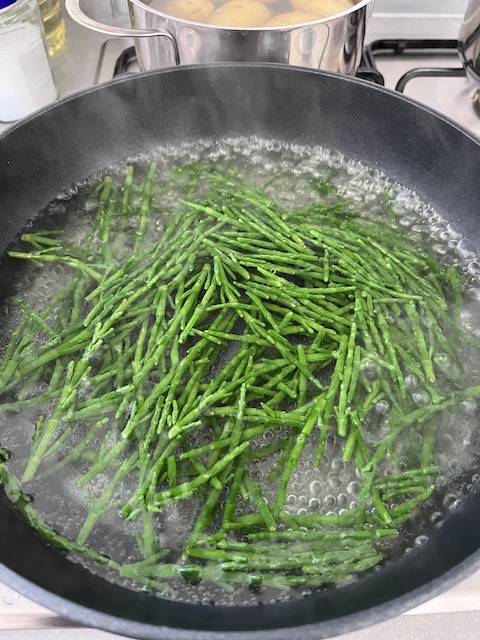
[[37, 0, 65, 55]]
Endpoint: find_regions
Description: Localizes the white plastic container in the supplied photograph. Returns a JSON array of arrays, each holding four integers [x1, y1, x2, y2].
[[0, 0, 58, 123]]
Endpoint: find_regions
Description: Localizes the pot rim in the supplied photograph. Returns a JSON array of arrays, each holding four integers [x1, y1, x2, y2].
[[128, 0, 375, 32]]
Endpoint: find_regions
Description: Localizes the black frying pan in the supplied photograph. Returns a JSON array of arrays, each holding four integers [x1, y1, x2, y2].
[[1, 63, 480, 640]]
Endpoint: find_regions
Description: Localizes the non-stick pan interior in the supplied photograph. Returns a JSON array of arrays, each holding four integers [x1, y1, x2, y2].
[[2, 64, 480, 251], [1, 64, 480, 639]]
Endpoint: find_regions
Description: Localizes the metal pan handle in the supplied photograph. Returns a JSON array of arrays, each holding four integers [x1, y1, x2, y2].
[[65, 0, 179, 64]]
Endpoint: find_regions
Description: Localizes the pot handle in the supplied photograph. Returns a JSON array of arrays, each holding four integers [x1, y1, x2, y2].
[[65, 0, 179, 64]]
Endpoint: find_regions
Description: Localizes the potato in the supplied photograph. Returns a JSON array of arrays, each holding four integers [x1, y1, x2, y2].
[[290, 0, 353, 18], [266, 10, 320, 26], [208, 0, 271, 27], [165, 0, 215, 22]]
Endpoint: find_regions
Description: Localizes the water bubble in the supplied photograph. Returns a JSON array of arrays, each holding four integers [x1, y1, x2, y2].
[[434, 353, 450, 368], [405, 374, 418, 390], [337, 493, 348, 508], [432, 243, 448, 255], [466, 286, 480, 302], [324, 495, 336, 509], [449, 499, 463, 513], [374, 400, 390, 415], [462, 398, 477, 415], [399, 215, 416, 228], [458, 239, 478, 260], [442, 493, 458, 509], [347, 481, 360, 496], [327, 475, 342, 490], [331, 459, 344, 473], [414, 535, 429, 547], [429, 511, 443, 525], [360, 360, 378, 381], [412, 390, 431, 406], [309, 481, 322, 495]]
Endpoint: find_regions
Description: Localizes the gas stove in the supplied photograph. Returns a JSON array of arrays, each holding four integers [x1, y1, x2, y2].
[[95, 36, 480, 142], [1, 4, 480, 639]]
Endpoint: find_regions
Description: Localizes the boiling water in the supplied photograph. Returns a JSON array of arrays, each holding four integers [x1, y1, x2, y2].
[[0, 137, 480, 606]]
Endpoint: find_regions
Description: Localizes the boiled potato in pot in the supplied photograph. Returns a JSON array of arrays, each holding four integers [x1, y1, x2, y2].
[[266, 10, 320, 26], [165, 0, 215, 21], [290, 0, 354, 18], [208, 0, 271, 26]]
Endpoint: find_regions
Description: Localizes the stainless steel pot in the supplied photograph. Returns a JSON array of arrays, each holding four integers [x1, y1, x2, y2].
[[459, 0, 480, 88], [65, 0, 374, 74]]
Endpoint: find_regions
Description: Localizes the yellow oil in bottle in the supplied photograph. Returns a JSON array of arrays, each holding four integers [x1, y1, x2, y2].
[[37, 0, 65, 56]]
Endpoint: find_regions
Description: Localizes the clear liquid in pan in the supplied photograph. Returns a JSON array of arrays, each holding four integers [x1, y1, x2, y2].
[[0, 137, 479, 606]]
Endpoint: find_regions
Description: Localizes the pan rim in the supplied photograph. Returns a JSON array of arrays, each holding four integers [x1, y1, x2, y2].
[[1, 549, 480, 639], [1, 61, 480, 639], [1, 62, 479, 148]]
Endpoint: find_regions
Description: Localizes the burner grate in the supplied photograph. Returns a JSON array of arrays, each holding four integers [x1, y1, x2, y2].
[[114, 45, 137, 77], [363, 39, 466, 93], [110, 39, 467, 95]]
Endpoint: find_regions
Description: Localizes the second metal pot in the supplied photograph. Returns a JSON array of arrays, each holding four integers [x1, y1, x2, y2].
[[459, 0, 480, 88], [66, 0, 374, 74]]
